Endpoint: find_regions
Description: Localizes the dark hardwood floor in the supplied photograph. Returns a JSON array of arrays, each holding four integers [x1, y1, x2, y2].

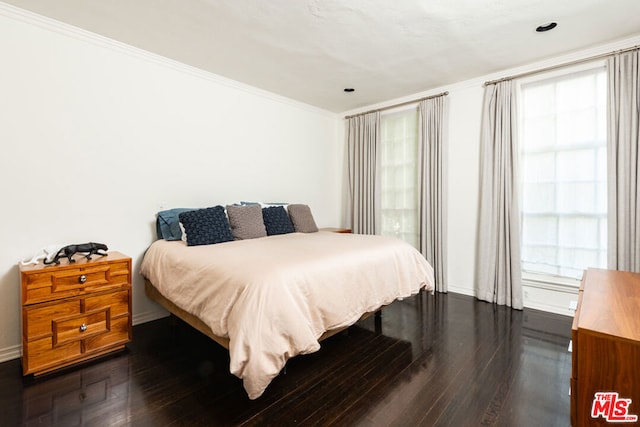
[[0, 292, 573, 426]]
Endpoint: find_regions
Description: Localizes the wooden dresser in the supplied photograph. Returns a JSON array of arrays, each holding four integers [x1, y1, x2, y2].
[[20, 252, 132, 376], [571, 268, 640, 426], [319, 227, 352, 233]]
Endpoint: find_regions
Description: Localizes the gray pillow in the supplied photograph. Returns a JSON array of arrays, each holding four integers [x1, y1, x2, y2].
[[226, 204, 267, 240], [288, 204, 319, 233]]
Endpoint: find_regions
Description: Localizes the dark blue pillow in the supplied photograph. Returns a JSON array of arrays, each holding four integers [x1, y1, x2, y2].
[[262, 206, 295, 236], [178, 206, 234, 246]]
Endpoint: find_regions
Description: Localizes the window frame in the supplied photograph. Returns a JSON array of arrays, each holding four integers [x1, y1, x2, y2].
[[516, 60, 607, 287]]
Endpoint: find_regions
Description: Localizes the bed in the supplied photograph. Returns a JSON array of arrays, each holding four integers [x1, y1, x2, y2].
[[140, 230, 434, 399]]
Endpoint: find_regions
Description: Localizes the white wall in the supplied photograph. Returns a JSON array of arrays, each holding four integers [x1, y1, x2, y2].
[[0, 5, 343, 361], [445, 84, 483, 297], [343, 33, 640, 317]]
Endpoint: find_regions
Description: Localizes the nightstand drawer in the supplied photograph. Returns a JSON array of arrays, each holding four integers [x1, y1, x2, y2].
[[85, 290, 129, 317], [53, 309, 109, 346], [26, 337, 83, 375], [25, 289, 130, 342], [85, 316, 130, 352], [51, 266, 110, 293], [24, 316, 130, 375], [22, 260, 130, 305], [22, 288, 131, 375]]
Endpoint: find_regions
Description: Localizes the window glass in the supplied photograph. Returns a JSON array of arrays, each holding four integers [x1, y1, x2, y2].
[[520, 66, 607, 279], [380, 110, 419, 248]]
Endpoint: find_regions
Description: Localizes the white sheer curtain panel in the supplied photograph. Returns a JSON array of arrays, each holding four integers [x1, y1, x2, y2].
[[418, 96, 448, 292], [347, 112, 381, 234], [608, 49, 640, 272], [476, 81, 524, 309]]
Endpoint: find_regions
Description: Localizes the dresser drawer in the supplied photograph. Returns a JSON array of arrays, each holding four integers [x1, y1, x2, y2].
[[85, 316, 130, 352], [25, 337, 83, 375], [23, 289, 131, 375], [22, 260, 130, 305], [53, 309, 109, 347]]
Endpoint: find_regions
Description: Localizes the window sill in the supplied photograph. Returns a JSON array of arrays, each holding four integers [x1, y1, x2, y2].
[[522, 271, 581, 294]]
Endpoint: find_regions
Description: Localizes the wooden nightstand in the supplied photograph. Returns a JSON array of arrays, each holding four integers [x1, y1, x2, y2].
[[19, 251, 132, 376], [319, 227, 352, 233]]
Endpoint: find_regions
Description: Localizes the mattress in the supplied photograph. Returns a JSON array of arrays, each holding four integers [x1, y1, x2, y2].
[[140, 231, 434, 399]]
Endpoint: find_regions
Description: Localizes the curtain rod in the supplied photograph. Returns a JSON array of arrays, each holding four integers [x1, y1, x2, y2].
[[484, 44, 640, 86], [344, 91, 449, 119]]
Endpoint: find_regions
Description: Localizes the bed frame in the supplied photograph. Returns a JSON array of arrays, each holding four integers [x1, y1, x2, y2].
[[144, 279, 380, 350]]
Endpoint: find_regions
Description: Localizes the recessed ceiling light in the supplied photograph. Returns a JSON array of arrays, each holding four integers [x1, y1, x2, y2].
[[344, 88, 355, 93], [536, 22, 557, 32]]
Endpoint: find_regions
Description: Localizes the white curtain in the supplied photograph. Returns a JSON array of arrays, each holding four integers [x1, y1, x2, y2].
[[608, 49, 640, 272], [476, 81, 524, 309], [347, 112, 381, 234], [418, 96, 448, 292]]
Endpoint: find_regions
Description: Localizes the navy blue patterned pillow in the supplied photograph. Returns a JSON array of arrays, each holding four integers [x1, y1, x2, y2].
[[262, 206, 295, 236], [178, 206, 234, 246]]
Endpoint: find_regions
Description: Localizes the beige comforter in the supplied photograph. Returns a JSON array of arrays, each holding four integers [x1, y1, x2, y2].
[[140, 231, 434, 399]]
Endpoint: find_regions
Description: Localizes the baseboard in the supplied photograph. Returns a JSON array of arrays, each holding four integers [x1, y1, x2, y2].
[[522, 279, 579, 317], [0, 344, 21, 364], [132, 308, 169, 326], [447, 284, 474, 297], [447, 282, 577, 317], [523, 299, 574, 317]]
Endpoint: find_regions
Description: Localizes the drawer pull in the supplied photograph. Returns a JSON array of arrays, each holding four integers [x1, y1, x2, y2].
[[79, 275, 87, 284], [79, 323, 87, 332]]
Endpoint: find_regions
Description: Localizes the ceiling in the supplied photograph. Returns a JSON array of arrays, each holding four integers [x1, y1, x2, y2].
[[4, 0, 640, 113]]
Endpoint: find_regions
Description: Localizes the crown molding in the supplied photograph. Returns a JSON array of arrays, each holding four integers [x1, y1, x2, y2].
[[0, 2, 340, 120]]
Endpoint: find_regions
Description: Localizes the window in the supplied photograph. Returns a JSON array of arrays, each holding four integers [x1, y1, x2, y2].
[[520, 65, 607, 279], [380, 110, 419, 248]]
